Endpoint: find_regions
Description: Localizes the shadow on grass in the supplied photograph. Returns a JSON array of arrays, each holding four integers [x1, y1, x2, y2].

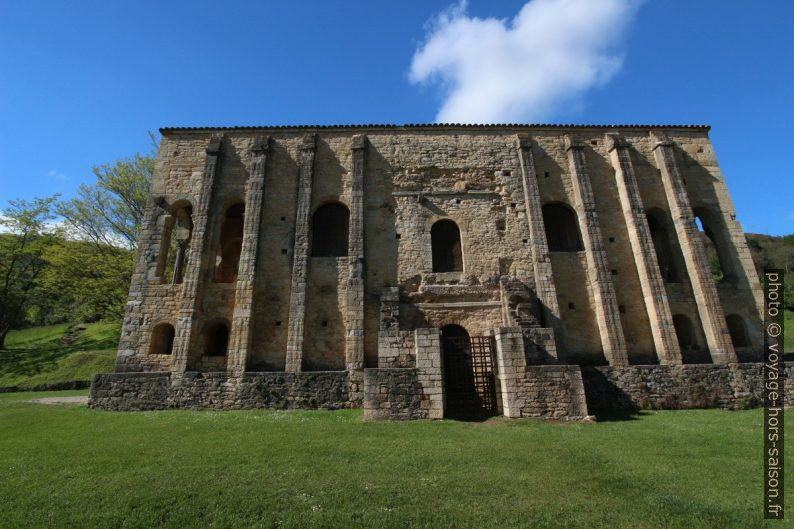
[[591, 409, 652, 422], [443, 410, 501, 423], [0, 328, 118, 379]]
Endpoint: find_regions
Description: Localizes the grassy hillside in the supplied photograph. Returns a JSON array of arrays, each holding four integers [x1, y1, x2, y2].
[[0, 322, 118, 388], [0, 395, 787, 529]]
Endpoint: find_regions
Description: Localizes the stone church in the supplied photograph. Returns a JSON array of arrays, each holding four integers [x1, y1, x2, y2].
[[89, 124, 774, 419]]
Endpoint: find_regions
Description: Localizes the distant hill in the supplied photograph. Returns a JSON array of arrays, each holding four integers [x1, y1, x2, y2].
[[745, 233, 794, 280]]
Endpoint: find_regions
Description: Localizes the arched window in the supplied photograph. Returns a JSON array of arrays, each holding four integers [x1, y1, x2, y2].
[[542, 203, 583, 252], [672, 314, 698, 350], [726, 314, 749, 348], [646, 208, 682, 283], [312, 203, 349, 257], [203, 321, 229, 357], [215, 203, 245, 283], [160, 203, 193, 284], [149, 323, 175, 355], [693, 207, 735, 284], [431, 220, 463, 272]]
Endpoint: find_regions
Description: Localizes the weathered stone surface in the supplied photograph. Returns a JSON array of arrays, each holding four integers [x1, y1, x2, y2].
[[363, 368, 427, 420], [95, 124, 766, 420], [581, 362, 792, 411], [90, 371, 350, 411]]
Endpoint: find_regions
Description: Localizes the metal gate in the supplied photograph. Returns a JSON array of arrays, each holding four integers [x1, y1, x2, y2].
[[442, 335, 498, 417]]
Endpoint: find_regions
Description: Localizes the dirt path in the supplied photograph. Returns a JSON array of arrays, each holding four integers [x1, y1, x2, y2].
[[30, 396, 88, 405]]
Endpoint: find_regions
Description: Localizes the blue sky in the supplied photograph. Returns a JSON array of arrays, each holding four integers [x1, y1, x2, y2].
[[1, 0, 791, 235]]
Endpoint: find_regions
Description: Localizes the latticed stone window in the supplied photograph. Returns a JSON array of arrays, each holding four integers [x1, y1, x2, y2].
[[312, 202, 349, 257], [431, 219, 463, 272], [215, 203, 244, 283], [693, 207, 735, 284], [646, 208, 682, 283], [160, 204, 193, 284]]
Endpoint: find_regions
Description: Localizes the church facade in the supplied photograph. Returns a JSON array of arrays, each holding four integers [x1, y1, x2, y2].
[[89, 124, 771, 419]]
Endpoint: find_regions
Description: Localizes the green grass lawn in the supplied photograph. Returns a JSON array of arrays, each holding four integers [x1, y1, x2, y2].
[[0, 393, 789, 529], [785, 310, 794, 353], [0, 322, 119, 388]]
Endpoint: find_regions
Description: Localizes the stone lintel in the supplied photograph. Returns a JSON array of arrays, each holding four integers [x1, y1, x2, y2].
[[563, 133, 585, 152], [206, 135, 223, 155], [605, 133, 629, 152], [251, 135, 271, 155]]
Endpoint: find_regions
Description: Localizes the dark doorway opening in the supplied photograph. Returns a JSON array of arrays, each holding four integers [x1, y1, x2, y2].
[[441, 325, 499, 419], [431, 220, 463, 272]]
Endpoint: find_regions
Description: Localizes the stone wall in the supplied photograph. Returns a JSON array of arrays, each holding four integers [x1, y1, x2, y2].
[[117, 125, 763, 376], [363, 368, 426, 420], [495, 327, 589, 419], [90, 371, 350, 411], [581, 362, 792, 411], [108, 124, 766, 415], [364, 328, 445, 420]]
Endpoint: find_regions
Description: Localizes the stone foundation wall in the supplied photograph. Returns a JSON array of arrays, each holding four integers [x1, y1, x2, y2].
[[364, 328, 445, 420], [363, 368, 426, 420], [515, 366, 589, 419], [90, 371, 350, 411], [495, 327, 589, 419], [581, 362, 792, 411]]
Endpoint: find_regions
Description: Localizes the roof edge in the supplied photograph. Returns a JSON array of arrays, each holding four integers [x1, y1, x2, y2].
[[159, 123, 711, 134]]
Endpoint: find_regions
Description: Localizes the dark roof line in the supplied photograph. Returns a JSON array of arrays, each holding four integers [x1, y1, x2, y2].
[[159, 123, 710, 133]]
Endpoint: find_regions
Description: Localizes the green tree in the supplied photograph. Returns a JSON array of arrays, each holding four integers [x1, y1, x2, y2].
[[45, 141, 155, 324], [57, 149, 153, 250], [0, 197, 57, 348], [38, 237, 133, 323]]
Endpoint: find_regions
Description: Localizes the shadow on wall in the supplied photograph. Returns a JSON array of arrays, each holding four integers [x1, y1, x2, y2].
[[580, 367, 636, 414], [362, 145, 399, 368]]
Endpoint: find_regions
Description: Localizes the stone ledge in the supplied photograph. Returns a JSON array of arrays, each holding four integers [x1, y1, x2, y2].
[[581, 362, 790, 412], [89, 371, 350, 411]]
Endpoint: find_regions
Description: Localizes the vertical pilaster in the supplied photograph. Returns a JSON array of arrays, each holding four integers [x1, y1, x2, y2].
[[607, 134, 682, 364], [651, 131, 737, 364], [346, 135, 367, 370], [116, 195, 167, 371], [227, 136, 271, 375], [565, 135, 629, 366], [173, 136, 223, 372], [285, 134, 317, 372], [494, 327, 526, 418], [515, 134, 561, 360], [414, 328, 444, 419]]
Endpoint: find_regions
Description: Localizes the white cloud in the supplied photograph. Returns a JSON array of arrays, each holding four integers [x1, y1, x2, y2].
[[409, 0, 643, 123], [47, 169, 67, 180]]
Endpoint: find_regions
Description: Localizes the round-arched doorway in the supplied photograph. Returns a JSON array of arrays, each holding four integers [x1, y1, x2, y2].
[[441, 324, 498, 418]]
